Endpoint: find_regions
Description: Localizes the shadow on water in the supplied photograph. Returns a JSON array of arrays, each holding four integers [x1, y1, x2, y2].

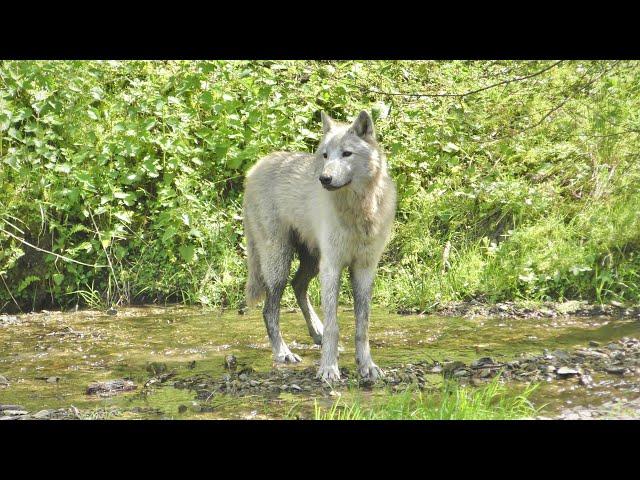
[[0, 306, 638, 419]]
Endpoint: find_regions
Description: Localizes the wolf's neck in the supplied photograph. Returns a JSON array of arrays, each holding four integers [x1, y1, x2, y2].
[[331, 171, 390, 236]]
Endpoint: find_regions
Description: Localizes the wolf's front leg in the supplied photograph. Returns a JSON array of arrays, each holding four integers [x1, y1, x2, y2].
[[317, 260, 342, 382], [351, 264, 383, 381]]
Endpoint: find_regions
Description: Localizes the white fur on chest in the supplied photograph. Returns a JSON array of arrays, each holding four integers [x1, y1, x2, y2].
[[313, 190, 392, 268]]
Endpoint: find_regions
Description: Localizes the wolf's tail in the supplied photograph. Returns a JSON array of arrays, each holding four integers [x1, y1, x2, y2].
[[245, 235, 265, 307]]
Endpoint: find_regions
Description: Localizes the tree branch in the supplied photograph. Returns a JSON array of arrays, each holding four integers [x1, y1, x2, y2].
[[358, 60, 565, 99], [0, 227, 107, 268]]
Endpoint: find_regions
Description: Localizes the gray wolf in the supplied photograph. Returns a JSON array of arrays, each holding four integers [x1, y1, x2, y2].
[[242, 110, 396, 381]]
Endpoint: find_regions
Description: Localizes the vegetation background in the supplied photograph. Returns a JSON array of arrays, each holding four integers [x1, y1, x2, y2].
[[1, 60, 639, 314]]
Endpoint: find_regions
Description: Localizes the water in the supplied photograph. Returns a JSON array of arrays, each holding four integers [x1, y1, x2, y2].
[[1, 306, 639, 419]]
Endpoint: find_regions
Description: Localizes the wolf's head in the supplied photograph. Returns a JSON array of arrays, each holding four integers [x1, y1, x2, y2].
[[316, 110, 385, 192]]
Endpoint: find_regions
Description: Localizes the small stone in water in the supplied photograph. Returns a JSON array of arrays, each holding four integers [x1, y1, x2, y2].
[[605, 366, 626, 375], [588, 340, 600, 347], [224, 355, 237, 370], [556, 367, 579, 377], [2, 410, 28, 416], [0, 375, 9, 385], [471, 357, 495, 368], [579, 374, 594, 386], [47, 376, 60, 383]]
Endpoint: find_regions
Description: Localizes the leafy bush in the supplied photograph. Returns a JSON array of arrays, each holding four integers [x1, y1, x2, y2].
[[1, 60, 639, 312]]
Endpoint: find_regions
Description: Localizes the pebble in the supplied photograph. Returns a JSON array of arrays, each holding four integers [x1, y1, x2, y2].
[[605, 366, 626, 375], [0, 375, 9, 385], [556, 367, 579, 377], [1, 410, 28, 416], [224, 355, 237, 370]]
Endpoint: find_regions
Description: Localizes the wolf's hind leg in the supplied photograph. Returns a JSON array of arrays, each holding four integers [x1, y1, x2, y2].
[[261, 242, 300, 363], [292, 249, 323, 345]]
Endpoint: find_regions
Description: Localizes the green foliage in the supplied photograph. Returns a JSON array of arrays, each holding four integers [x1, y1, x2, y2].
[[314, 378, 540, 420], [1, 60, 639, 312]]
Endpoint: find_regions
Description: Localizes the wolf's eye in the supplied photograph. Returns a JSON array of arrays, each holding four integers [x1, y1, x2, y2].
[[342, 151, 352, 157], [323, 152, 327, 158]]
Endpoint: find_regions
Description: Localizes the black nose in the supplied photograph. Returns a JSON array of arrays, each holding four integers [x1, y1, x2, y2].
[[319, 175, 332, 185]]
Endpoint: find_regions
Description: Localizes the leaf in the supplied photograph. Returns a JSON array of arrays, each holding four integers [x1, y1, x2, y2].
[[178, 244, 195, 263], [442, 142, 460, 153], [114, 211, 133, 224], [52, 273, 64, 286], [55, 163, 72, 174]]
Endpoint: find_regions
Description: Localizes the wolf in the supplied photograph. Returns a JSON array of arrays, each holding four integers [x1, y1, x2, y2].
[[242, 110, 396, 381]]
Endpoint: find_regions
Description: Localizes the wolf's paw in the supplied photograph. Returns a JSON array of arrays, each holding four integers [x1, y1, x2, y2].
[[317, 364, 341, 382], [274, 351, 302, 364], [358, 361, 384, 381]]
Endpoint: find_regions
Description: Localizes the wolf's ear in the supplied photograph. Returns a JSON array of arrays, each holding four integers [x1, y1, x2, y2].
[[321, 112, 336, 134], [350, 110, 375, 139]]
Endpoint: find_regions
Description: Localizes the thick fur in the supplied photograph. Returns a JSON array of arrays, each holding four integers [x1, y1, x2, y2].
[[243, 111, 396, 380]]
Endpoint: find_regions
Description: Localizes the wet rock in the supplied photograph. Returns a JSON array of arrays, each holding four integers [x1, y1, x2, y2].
[[0, 404, 25, 412], [605, 366, 627, 375], [552, 350, 570, 361], [32, 410, 52, 419], [0, 315, 19, 325], [579, 374, 594, 386], [106, 307, 118, 315], [607, 343, 622, 351], [238, 373, 249, 382], [46, 376, 61, 383], [556, 367, 579, 378], [187, 361, 196, 370], [224, 355, 237, 370], [471, 357, 495, 368], [178, 405, 188, 413], [86, 379, 137, 396], [443, 361, 466, 377], [588, 340, 600, 347], [1, 409, 28, 416], [0, 375, 9, 386], [453, 369, 470, 378]]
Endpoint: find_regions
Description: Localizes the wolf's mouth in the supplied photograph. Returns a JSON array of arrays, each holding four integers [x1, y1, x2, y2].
[[322, 180, 352, 191]]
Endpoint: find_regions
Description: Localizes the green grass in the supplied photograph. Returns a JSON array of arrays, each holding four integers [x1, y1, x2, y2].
[[314, 378, 540, 420]]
